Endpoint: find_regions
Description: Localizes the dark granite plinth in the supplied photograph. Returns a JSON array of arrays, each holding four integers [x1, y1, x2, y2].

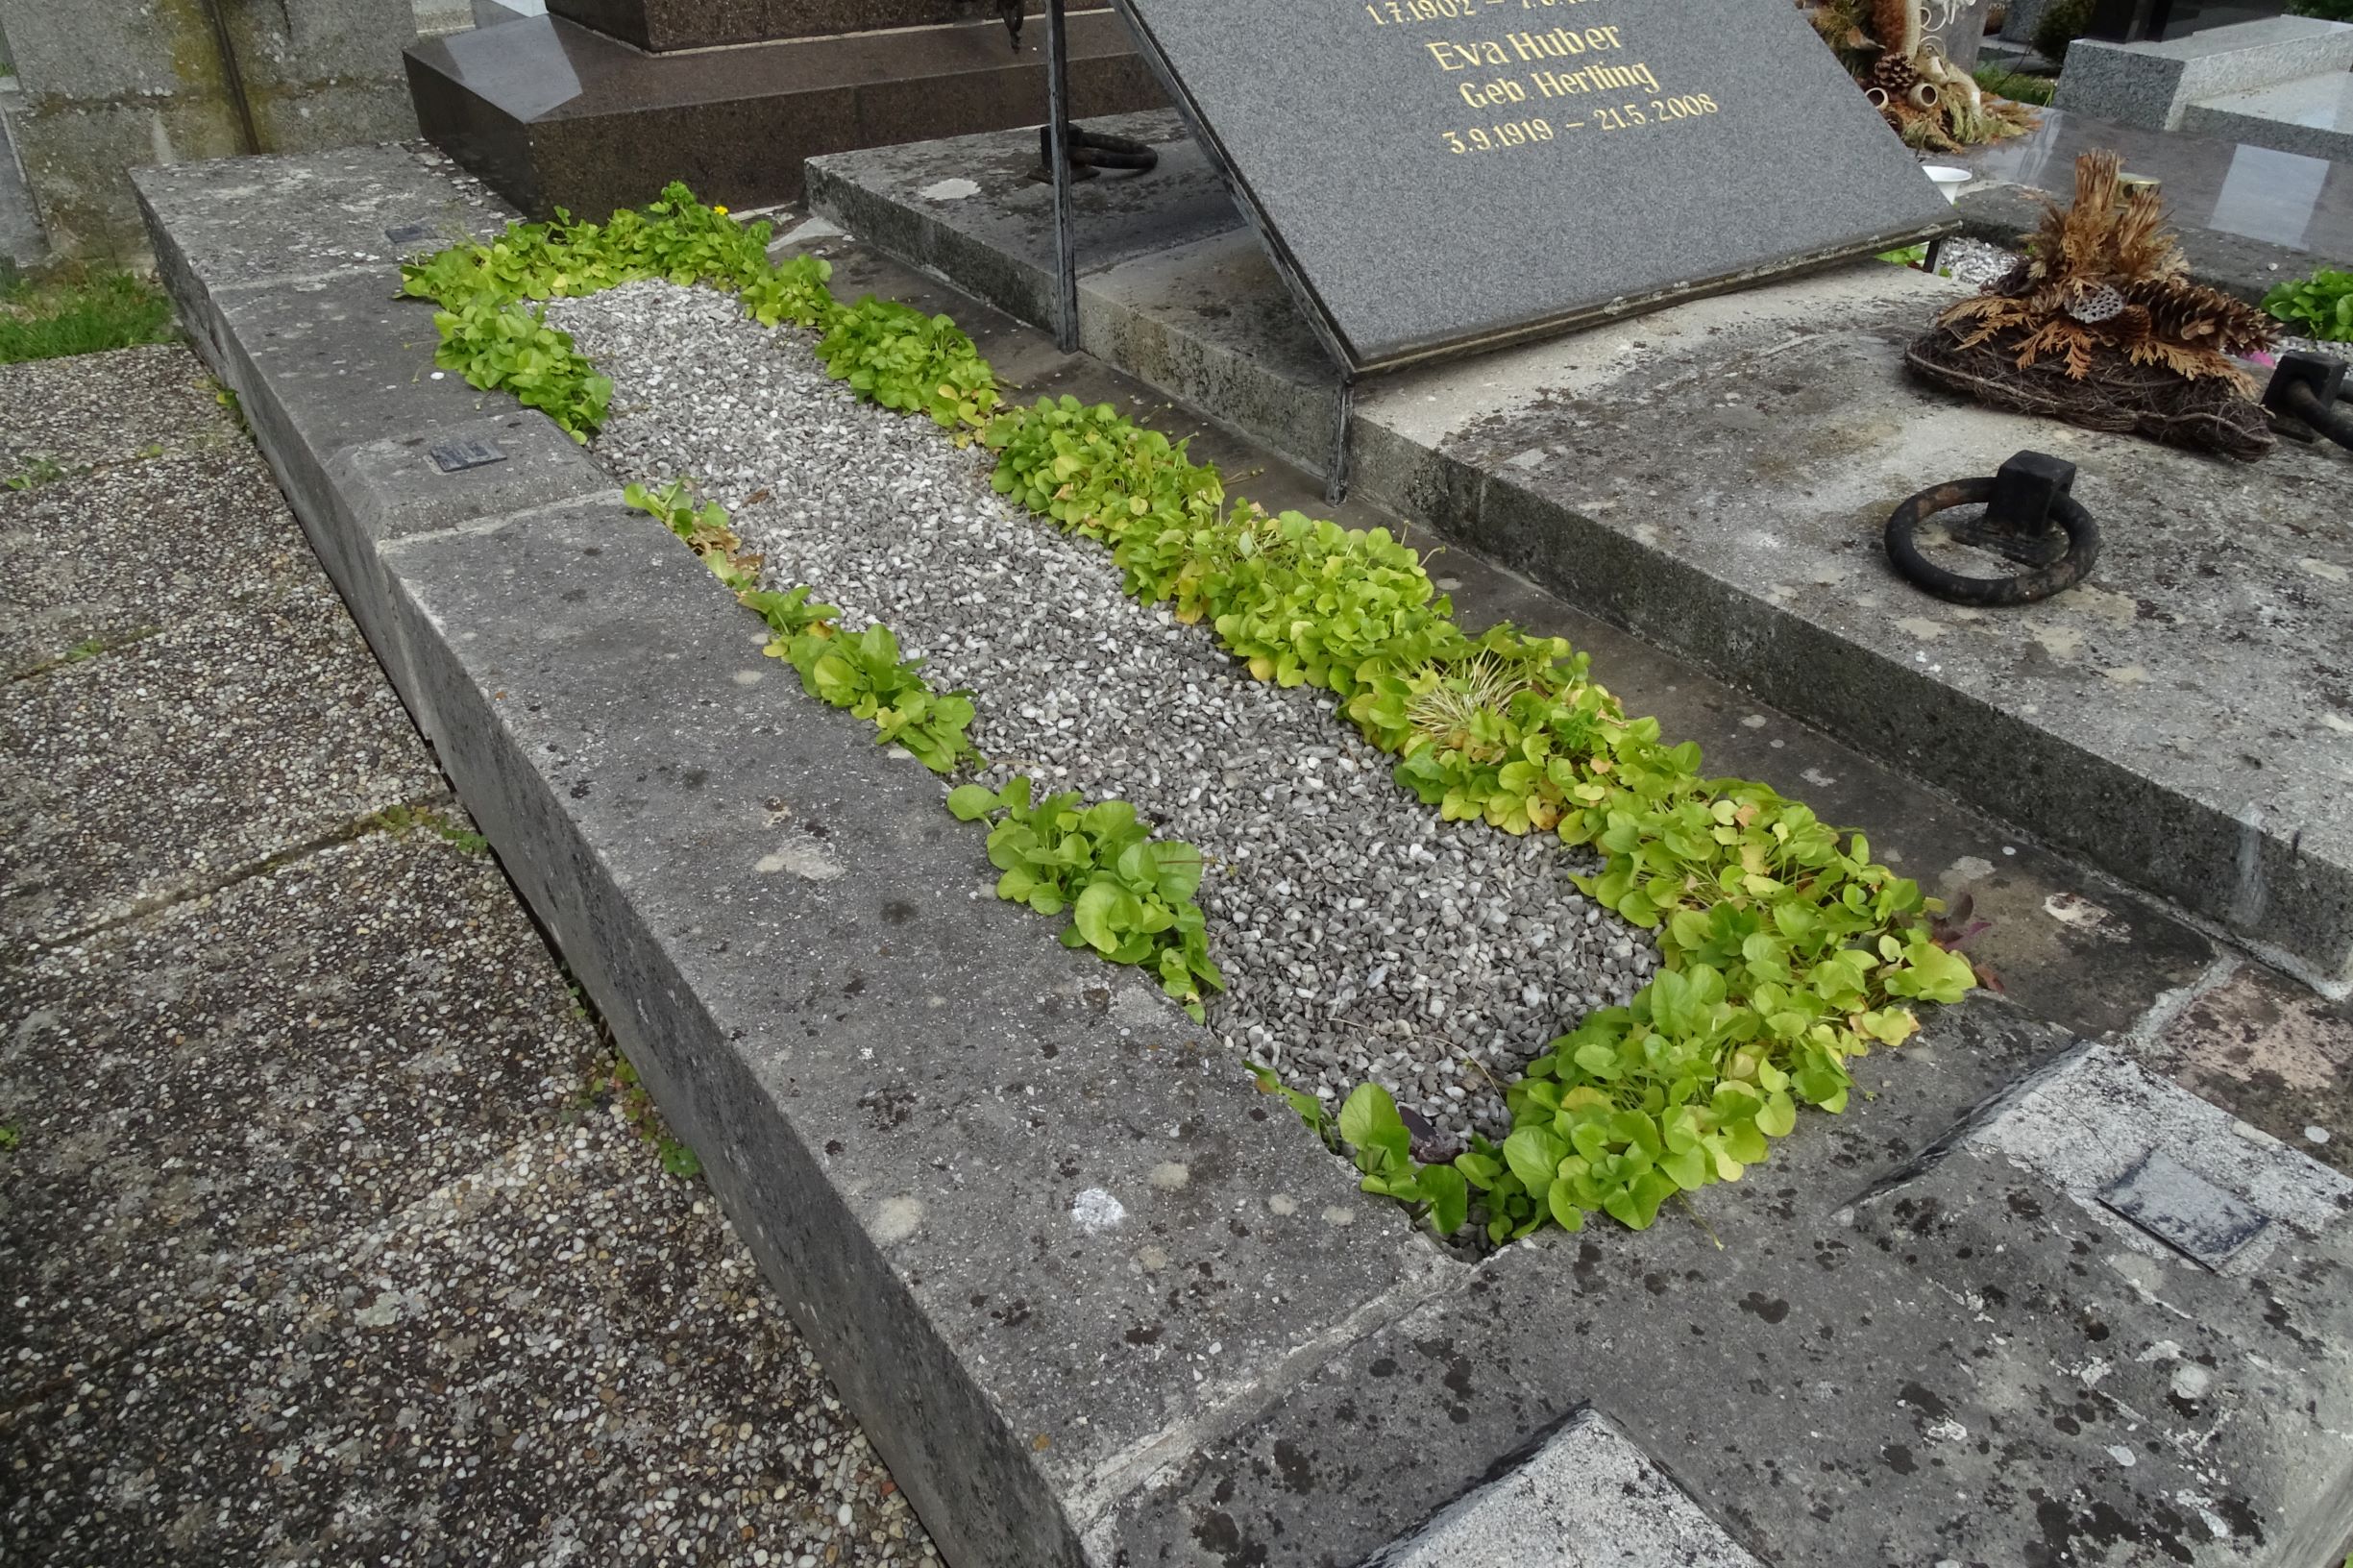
[[405, 9, 1162, 219], [550, 0, 1048, 52]]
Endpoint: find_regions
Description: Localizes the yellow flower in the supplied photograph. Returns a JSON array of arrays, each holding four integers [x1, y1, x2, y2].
[[712, 205, 729, 216]]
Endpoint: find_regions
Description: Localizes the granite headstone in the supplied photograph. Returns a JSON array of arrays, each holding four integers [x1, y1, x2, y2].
[[1111, 0, 1957, 373]]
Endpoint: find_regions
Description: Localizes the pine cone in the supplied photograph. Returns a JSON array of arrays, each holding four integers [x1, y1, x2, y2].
[[1872, 54, 1924, 96]]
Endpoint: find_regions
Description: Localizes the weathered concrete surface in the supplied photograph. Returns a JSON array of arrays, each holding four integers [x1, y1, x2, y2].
[[142, 146, 2353, 1568], [0, 0, 420, 255], [0, 340, 237, 476], [0, 573, 444, 945], [0, 448, 306, 678], [0, 344, 936, 1567], [2154, 959, 2353, 1176], [1366, 1411, 1761, 1568], [810, 119, 2353, 989]]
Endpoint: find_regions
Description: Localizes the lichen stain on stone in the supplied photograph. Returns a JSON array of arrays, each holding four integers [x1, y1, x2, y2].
[[755, 843, 845, 881], [872, 1196, 923, 1243]]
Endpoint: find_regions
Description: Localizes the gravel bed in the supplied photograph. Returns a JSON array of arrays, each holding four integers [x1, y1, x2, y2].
[[548, 282, 1654, 1144]]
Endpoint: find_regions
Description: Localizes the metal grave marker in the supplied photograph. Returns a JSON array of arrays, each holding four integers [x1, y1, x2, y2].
[[1103, 0, 1957, 376]]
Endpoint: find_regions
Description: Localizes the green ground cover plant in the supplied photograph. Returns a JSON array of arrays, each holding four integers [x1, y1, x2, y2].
[[0, 270, 177, 364], [412, 186, 1975, 1242], [2264, 268, 2353, 343], [948, 777, 1222, 1019], [1972, 64, 2056, 107]]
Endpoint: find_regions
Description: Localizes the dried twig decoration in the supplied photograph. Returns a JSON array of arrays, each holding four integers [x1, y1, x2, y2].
[[1805, 0, 2037, 151], [1907, 152, 2281, 458]]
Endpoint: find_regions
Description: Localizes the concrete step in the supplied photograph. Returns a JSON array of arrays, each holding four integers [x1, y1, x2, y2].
[[2186, 69, 2353, 166], [2056, 13, 2353, 131], [810, 112, 2353, 992]]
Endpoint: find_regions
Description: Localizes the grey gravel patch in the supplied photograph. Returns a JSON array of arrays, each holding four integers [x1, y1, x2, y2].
[[1933, 235, 2019, 290], [0, 446, 315, 677], [0, 576, 445, 945], [547, 281, 1654, 1143], [0, 343, 237, 477]]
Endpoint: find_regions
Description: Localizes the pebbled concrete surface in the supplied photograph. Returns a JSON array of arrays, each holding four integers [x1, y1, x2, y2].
[[0, 343, 934, 1567], [0, 573, 444, 946], [0, 445, 313, 678], [0, 342, 237, 478]]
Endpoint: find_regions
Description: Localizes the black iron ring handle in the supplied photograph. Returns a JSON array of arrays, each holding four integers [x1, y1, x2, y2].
[[2281, 380, 2353, 453], [1885, 478, 2102, 607]]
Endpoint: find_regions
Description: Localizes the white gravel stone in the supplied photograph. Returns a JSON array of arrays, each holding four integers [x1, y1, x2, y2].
[[547, 281, 1651, 1143]]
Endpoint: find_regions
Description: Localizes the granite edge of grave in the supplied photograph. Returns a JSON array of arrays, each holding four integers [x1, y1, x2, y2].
[[131, 148, 2353, 1568], [805, 124, 2353, 991], [130, 148, 1467, 1568]]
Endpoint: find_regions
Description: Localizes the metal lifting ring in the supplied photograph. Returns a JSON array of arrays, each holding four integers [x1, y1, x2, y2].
[[1885, 453, 2103, 607], [2263, 351, 2353, 453]]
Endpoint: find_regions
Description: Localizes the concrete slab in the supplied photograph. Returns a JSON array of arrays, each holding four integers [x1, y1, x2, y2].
[[2187, 71, 2353, 167], [0, 1036, 943, 1565], [0, 576, 445, 945], [0, 447, 314, 678], [0, 827, 593, 1408], [1098, 1022, 2353, 1568], [2157, 960, 2353, 1175], [2055, 14, 2353, 132], [1367, 1410, 1760, 1568], [810, 121, 2353, 987], [0, 342, 238, 477], [145, 145, 2353, 1568]]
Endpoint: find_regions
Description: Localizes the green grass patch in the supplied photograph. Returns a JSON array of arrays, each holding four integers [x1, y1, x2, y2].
[[1973, 64, 2056, 107], [0, 271, 179, 365]]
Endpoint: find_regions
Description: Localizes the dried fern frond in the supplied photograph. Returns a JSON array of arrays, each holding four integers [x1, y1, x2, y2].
[[1911, 150, 2278, 454]]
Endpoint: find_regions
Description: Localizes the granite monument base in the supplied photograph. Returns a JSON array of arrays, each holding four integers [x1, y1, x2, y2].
[[405, 8, 1161, 219]]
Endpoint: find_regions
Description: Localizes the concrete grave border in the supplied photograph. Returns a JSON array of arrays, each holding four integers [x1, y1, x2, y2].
[[135, 147, 2353, 1568]]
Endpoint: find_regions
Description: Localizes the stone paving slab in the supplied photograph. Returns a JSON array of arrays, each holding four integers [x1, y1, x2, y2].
[[1, 1109, 928, 1566], [0, 343, 238, 478], [0, 576, 445, 946], [0, 447, 314, 679], [1098, 1031, 2353, 1568], [2, 337, 943, 1566], [2157, 960, 2353, 1176], [0, 825, 591, 1409]]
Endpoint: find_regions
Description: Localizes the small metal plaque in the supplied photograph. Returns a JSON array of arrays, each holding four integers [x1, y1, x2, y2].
[[2099, 1151, 2267, 1269], [429, 438, 506, 474], [383, 221, 436, 248]]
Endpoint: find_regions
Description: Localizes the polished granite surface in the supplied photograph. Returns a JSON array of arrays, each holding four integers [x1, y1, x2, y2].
[[1958, 105, 2353, 260], [548, 0, 1050, 52], [414, 10, 1138, 122]]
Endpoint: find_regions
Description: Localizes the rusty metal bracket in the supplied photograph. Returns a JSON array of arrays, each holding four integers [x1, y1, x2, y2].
[[1885, 452, 2102, 606], [2263, 351, 2353, 453]]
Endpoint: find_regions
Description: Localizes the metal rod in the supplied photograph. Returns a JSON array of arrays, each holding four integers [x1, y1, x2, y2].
[[195, 0, 263, 156], [1325, 376, 1355, 504], [1044, 0, 1080, 355]]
